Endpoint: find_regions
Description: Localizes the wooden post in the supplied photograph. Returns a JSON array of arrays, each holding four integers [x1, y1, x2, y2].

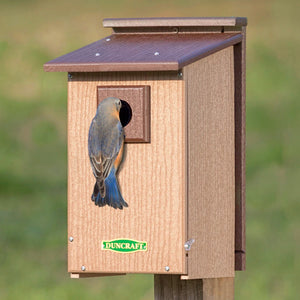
[[154, 275, 234, 300]]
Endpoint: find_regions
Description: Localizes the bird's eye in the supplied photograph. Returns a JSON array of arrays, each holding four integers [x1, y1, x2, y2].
[[115, 100, 121, 110]]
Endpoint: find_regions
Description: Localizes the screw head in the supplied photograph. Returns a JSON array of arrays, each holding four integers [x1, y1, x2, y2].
[[95, 53, 100, 56], [154, 51, 160, 56], [81, 266, 86, 271], [184, 238, 195, 251], [69, 237, 74, 242], [68, 73, 73, 79], [106, 38, 111, 41], [165, 266, 170, 272], [178, 72, 183, 78]]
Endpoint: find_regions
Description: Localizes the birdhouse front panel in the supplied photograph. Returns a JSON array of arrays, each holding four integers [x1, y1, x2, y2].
[[67, 71, 186, 274]]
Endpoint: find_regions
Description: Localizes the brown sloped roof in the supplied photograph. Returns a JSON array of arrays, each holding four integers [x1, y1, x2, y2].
[[44, 17, 247, 72], [44, 33, 242, 72]]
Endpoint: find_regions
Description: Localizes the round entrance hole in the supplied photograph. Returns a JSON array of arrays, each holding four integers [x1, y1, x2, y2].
[[120, 100, 132, 127]]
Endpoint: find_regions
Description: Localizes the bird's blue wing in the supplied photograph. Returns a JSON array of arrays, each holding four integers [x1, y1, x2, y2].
[[88, 118, 123, 179]]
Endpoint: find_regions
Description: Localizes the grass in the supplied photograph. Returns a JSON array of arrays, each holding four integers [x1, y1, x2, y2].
[[0, 0, 299, 299]]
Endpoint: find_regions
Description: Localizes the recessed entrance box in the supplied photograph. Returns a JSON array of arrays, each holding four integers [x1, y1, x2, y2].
[[44, 17, 246, 279]]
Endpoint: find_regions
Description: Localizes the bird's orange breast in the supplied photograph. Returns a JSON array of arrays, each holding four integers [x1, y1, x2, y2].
[[111, 108, 120, 120], [114, 142, 124, 170]]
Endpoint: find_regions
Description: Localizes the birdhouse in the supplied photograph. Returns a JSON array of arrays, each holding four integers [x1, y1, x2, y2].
[[44, 17, 246, 279]]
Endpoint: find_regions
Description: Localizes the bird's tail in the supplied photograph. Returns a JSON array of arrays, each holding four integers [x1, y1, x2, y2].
[[92, 168, 128, 209]]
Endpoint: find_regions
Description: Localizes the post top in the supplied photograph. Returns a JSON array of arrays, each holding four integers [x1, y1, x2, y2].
[[103, 17, 247, 29]]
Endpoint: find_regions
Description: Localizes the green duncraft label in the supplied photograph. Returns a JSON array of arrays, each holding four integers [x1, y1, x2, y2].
[[101, 239, 147, 253]]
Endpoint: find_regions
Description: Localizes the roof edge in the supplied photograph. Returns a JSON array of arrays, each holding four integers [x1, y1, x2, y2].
[[103, 17, 247, 28]]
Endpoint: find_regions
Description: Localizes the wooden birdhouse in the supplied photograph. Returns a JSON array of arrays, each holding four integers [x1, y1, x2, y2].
[[44, 17, 246, 280]]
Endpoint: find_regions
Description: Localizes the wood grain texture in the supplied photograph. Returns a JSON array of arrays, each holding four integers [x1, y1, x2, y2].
[[154, 276, 234, 300], [103, 17, 247, 28], [97, 85, 150, 143], [44, 33, 242, 72], [68, 72, 186, 275], [154, 275, 203, 299], [233, 26, 246, 271], [183, 47, 235, 278], [202, 278, 234, 300]]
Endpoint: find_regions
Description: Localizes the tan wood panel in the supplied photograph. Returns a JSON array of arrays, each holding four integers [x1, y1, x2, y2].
[[67, 72, 186, 274], [183, 47, 235, 278]]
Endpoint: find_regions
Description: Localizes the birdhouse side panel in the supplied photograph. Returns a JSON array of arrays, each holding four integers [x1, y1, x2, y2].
[[183, 46, 235, 279], [67, 72, 186, 274]]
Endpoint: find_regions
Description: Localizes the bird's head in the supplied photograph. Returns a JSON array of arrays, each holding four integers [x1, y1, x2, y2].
[[97, 97, 122, 120], [114, 98, 122, 112]]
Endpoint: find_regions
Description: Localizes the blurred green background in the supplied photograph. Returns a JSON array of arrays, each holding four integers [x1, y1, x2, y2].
[[0, 0, 299, 299]]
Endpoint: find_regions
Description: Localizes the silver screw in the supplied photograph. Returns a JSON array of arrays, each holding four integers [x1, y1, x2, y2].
[[95, 53, 100, 56], [178, 72, 183, 78], [69, 237, 74, 242], [81, 266, 86, 271], [184, 239, 195, 251], [154, 51, 160, 56], [68, 73, 72, 79], [165, 266, 170, 272], [106, 38, 111, 42]]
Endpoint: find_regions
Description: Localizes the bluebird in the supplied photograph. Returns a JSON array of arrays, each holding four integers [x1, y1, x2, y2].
[[88, 97, 128, 209]]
